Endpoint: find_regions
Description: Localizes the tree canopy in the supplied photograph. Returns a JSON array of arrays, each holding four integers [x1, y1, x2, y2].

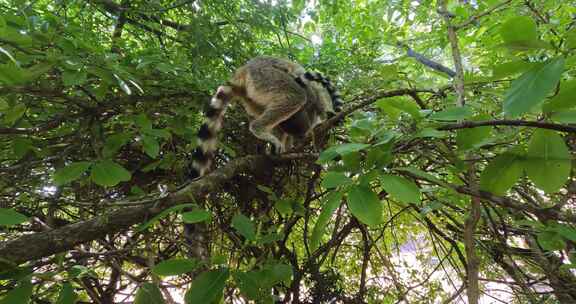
[[1, 0, 576, 303]]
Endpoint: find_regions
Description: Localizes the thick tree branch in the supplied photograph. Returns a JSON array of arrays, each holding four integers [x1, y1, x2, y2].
[[0, 153, 314, 266]]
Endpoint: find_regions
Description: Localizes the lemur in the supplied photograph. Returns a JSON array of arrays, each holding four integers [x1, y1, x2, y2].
[[188, 56, 343, 179]]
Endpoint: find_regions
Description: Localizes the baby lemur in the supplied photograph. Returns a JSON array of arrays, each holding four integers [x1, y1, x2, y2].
[[188, 56, 342, 179]]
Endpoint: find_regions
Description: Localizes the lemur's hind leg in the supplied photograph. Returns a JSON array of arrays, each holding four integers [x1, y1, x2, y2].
[[249, 97, 306, 153]]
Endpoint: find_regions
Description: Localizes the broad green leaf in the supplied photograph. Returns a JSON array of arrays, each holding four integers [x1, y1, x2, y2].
[[567, 30, 576, 49], [134, 283, 165, 304], [274, 199, 293, 216], [90, 160, 131, 187], [543, 80, 576, 112], [380, 174, 421, 203], [553, 224, 576, 242], [233, 271, 262, 301], [55, 283, 77, 304], [499, 16, 538, 44], [310, 192, 342, 251], [102, 133, 131, 158], [184, 269, 229, 304], [0, 281, 32, 304], [53, 162, 92, 186], [318, 143, 370, 163], [0, 99, 8, 111], [136, 203, 196, 231], [537, 231, 565, 251], [0, 267, 33, 280], [231, 214, 256, 241], [387, 98, 421, 119], [142, 135, 160, 158], [152, 259, 198, 276], [525, 130, 571, 193], [551, 110, 576, 123], [0, 63, 28, 85], [134, 113, 152, 130], [4, 103, 26, 125], [429, 106, 474, 121], [0, 208, 28, 227], [415, 128, 448, 138], [503, 58, 564, 117], [182, 209, 212, 224], [491, 60, 537, 80], [321, 172, 352, 189], [455, 116, 492, 151], [62, 70, 87, 87], [270, 263, 292, 285], [68, 265, 97, 279], [479, 149, 524, 195], [11, 137, 32, 159], [346, 185, 382, 227]]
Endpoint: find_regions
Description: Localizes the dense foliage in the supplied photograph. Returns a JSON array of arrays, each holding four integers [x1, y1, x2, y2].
[[1, 0, 576, 303]]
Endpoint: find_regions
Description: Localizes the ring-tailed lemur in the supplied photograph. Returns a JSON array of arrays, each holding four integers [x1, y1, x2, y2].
[[188, 56, 342, 179]]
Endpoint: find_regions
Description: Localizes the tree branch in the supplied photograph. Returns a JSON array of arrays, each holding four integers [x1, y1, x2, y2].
[[0, 153, 314, 266], [438, 120, 576, 134]]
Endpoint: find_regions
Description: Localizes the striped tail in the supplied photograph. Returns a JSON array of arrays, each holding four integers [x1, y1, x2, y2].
[[301, 71, 343, 113], [188, 85, 234, 179]]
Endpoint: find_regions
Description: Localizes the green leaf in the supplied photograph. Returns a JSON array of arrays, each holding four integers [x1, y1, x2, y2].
[[480, 149, 524, 195], [53, 162, 92, 186], [152, 259, 198, 276], [11, 137, 32, 159], [346, 185, 382, 227], [429, 106, 474, 121], [543, 80, 576, 112], [415, 128, 448, 138], [102, 133, 131, 158], [491, 60, 537, 80], [134, 283, 165, 304], [142, 135, 160, 158], [232, 214, 256, 241], [274, 199, 293, 216], [62, 70, 87, 87], [134, 113, 152, 130], [182, 209, 212, 224], [233, 271, 262, 301], [318, 143, 370, 163], [499, 16, 539, 44], [270, 263, 292, 285], [503, 58, 564, 117], [136, 203, 196, 231], [184, 269, 229, 304], [537, 231, 565, 251], [380, 174, 421, 204], [0, 208, 28, 227], [4, 103, 26, 125], [525, 129, 571, 193], [55, 283, 77, 304], [90, 160, 131, 187], [0, 281, 32, 304], [310, 192, 342, 251], [0, 63, 28, 85], [553, 224, 576, 242], [551, 110, 576, 124], [321, 172, 352, 189]]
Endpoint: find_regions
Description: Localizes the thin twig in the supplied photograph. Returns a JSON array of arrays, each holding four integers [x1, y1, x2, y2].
[[438, 119, 576, 134]]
